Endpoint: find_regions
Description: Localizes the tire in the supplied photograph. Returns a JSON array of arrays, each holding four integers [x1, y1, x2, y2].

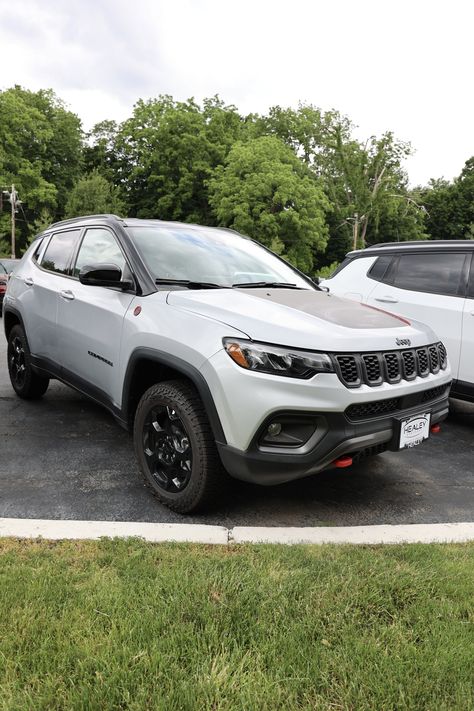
[[133, 380, 226, 513], [7, 324, 49, 399]]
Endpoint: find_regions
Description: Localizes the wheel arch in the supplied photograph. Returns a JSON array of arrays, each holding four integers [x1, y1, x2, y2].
[[3, 306, 24, 340], [121, 348, 227, 444]]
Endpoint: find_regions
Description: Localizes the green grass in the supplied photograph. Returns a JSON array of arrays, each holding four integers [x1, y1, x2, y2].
[[0, 539, 473, 710]]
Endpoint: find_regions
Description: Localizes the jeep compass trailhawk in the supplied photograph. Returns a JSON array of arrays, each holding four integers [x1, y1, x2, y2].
[[3, 215, 452, 512]]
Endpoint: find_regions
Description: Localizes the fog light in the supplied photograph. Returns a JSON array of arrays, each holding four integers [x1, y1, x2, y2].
[[267, 422, 282, 437]]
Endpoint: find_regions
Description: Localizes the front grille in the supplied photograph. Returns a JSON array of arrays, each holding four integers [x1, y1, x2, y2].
[[345, 384, 450, 422], [334, 342, 447, 389]]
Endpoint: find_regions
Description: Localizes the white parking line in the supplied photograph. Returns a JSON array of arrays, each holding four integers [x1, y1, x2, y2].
[[1, 518, 474, 545]]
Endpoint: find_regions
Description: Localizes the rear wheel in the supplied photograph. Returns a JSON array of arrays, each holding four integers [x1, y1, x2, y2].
[[134, 380, 226, 513], [7, 324, 49, 399]]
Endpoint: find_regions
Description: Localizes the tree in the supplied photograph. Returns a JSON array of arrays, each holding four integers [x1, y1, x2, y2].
[[421, 159, 474, 240], [255, 104, 428, 261], [64, 170, 125, 218], [0, 86, 83, 251], [115, 95, 244, 223], [208, 136, 330, 273], [83, 120, 120, 184]]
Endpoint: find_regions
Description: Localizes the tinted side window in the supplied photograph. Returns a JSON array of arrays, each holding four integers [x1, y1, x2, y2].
[[40, 230, 81, 275], [368, 255, 394, 282], [73, 228, 126, 277], [468, 254, 474, 299], [393, 253, 466, 296]]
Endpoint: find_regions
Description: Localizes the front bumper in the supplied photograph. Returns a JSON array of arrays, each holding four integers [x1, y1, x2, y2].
[[217, 389, 450, 485]]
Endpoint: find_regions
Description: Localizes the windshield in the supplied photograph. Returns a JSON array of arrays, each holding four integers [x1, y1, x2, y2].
[[129, 226, 313, 289]]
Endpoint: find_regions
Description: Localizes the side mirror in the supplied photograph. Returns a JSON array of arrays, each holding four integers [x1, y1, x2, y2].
[[79, 263, 133, 290]]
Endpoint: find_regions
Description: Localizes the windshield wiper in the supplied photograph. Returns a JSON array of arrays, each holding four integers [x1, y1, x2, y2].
[[155, 278, 225, 289], [232, 281, 305, 289]]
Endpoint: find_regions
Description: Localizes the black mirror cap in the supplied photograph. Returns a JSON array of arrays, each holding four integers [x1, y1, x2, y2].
[[79, 263, 132, 289]]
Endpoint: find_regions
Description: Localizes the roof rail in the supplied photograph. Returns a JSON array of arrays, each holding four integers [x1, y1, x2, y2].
[[368, 239, 474, 249], [47, 214, 123, 230]]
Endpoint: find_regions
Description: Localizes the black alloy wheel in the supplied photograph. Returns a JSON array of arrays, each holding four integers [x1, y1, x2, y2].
[[7, 324, 49, 399], [143, 405, 193, 493], [134, 380, 226, 513], [9, 335, 27, 390]]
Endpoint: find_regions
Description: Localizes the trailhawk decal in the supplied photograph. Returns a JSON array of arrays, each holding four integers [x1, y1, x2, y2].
[[88, 350, 114, 367]]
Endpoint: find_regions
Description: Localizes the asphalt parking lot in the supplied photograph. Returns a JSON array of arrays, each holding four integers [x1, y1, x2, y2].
[[1, 334, 473, 527]]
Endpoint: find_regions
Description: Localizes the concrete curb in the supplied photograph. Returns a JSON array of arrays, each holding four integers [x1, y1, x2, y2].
[[232, 522, 474, 545], [0, 518, 229, 545], [2, 518, 474, 545]]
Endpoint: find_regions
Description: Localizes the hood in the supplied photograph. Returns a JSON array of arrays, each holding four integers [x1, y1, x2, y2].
[[166, 288, 438, 351]]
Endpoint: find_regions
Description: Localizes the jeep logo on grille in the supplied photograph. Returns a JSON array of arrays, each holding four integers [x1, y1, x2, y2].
[[396, 338, 411, 347]]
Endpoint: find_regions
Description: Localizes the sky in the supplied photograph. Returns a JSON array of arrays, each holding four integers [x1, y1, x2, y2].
[[0, 0, 473, 186]]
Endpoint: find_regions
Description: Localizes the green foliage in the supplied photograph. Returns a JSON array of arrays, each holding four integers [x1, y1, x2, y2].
[[421, 158, 474, 240], [64, 170, 125, 218], [0, 86, 83, 251], [254, 104, 428, 262], [315, 261, 340, 279], [208, 136, 330, 272], [115, 95, 245, 223], [0, 83, 470, 262]]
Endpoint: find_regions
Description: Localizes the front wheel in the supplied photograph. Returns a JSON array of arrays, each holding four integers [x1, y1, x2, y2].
[[7, 324, 49, 399], [133, 380, 226, 513]]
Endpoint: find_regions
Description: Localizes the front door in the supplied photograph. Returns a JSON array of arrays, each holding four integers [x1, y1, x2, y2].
[[56, 226, 136, 407]]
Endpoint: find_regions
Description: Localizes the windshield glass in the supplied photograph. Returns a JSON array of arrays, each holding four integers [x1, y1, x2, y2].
[[129, 226, 313, 289]]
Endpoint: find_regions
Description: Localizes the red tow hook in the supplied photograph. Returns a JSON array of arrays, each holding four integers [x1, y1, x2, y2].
[[430, 424, 441, 434], [333, 456, 353, 468]]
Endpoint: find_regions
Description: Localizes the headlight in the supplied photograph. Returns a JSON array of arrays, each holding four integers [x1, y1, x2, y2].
[[223, 338, 334, 379]]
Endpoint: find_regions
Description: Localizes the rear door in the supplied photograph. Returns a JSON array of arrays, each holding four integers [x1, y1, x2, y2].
[[366, 251, 468, 377], [22, 228, 82, 365], [56, 226, 136, 406], [458, 254, 474, 390]]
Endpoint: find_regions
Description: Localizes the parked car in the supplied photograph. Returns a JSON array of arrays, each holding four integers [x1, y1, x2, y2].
[[0, 259, 20, 312], [320, 240, 474, 403], [3, 216, 451, 512]]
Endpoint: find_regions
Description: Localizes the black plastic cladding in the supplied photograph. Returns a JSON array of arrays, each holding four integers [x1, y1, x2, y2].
[[333, 342, 447, 388]]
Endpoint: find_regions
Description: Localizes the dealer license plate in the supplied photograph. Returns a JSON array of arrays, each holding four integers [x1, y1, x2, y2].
[[399, 413, 431, 449]]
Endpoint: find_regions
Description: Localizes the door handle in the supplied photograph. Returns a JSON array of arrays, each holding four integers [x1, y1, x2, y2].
[[59, 290, 75, 301], [375, 296, 398, 304], [24, 277, 34, 286]]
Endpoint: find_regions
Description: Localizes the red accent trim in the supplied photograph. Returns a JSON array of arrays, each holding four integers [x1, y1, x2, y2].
[[364, 303, 411, 326], [333, 456, 353, 468], [430, 424, 441, 434]]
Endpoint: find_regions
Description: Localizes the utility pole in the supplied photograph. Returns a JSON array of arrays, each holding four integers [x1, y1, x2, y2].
[[2, 185, 21, 258], [352, 212, 359, 251]]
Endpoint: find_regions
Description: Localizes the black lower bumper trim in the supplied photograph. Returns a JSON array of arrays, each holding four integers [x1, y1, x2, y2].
[[218, 396, 450, 485]]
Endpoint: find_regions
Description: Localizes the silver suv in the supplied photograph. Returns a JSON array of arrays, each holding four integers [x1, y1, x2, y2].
[[3, 215, 452, 512]]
